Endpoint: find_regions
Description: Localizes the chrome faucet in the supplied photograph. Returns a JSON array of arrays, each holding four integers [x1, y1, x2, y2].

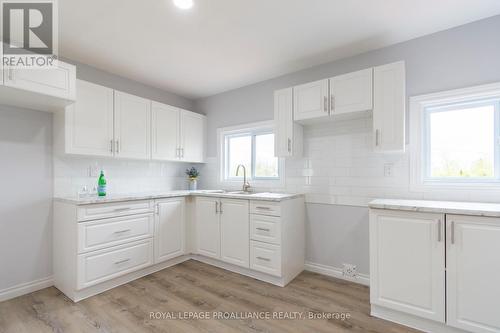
[[235, 164, 251, 192]]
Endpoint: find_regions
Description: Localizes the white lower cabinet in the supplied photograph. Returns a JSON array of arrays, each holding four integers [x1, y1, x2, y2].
[[370, 208, 500, 333], [369, 209, 445, 322], [446, 215, 500, 333], [53, 195, 305, 302], [195, 197, 221, 259], [154, 198, 185, 263], [220, 199, 249, 268]]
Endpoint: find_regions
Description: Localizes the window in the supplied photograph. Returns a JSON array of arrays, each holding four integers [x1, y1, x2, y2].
[[219, 121, 282, 184], [410, 83, 500, 190]]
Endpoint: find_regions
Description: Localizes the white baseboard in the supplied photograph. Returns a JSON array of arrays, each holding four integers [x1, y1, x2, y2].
[[0, 276, 54, 302], [304, 261, 370, 286]]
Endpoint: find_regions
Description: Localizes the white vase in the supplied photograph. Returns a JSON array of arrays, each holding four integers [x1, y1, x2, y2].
[[188, 178, 198, 191]]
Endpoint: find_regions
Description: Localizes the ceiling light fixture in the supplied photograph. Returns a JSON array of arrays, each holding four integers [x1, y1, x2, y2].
[[173, 0, 193, 10]]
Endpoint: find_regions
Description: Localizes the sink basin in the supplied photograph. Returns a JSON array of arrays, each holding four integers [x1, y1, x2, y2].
[[226, 191, 256, 195]]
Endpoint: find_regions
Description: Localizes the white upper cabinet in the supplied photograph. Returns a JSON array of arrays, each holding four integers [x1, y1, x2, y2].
[[154, 198, 185, 263], [293, 79, 329, 121], [369, 209, 445, 323], [373, 61, 406, 153], [330, 68, 373, 115], [114, 91, 151, 160], [220, 199, 249, 268], [64, 80, 114, 157], [446, 215, 500, 333], [274, 88, 303, 158], [151, 102, 180, 161], [179, 110, 206, 163], [4, 61, 76, 101]]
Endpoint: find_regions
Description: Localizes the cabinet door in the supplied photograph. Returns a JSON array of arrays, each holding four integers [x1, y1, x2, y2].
[[274, 88, 303, 158], [114, 91, 151, 159], [151, 102, 180, 161], [330, 68, 372, 115], [65, 80, 114, 156], [195, 197, 220, 259], [369, 209, 445, 322], [447, 215, 500, 333], [3, 61, 76, 100], [373, 61, 405, 153], [155, 198, 185, 263], [293, 79, 329, 121], [180, 110, 206, 163], [220, 199, 249, 268]]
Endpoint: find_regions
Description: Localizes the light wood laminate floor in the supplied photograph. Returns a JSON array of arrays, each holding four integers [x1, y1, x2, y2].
[[0, 260, 421, 333]]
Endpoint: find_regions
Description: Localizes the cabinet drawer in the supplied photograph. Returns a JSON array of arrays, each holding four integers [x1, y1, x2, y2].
[[250, 241, 281, 277], [77, 239, 153, 289], [250, 201, 281, 217], [77, 200, 154, 221], [250, 215, 281, 245], [78, 213, 154, 253]]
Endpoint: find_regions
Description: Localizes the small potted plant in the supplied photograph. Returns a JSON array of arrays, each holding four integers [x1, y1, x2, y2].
[[185, 167, 200, 191]]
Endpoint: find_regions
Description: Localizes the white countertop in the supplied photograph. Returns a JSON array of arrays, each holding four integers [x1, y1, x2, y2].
[[54, 190, 304, 205], [369, 199, 500, 217]]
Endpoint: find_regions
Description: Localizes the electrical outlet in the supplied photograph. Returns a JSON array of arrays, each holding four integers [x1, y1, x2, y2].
[[384, 163, 394, 177], [342, 264, 357, 278]]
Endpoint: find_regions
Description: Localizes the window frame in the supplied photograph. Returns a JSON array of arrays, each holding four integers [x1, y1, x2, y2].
[[410, 82, 500, 191], [218, 121, 284, 188]]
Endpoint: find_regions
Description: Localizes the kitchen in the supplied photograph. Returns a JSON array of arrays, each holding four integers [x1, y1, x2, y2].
[[1, 1, 500, 332]]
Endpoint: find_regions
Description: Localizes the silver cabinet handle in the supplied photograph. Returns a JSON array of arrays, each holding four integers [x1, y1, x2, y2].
[[331, 95, 335, 112], [257, 256, 270, 262], [287, 138, 291, 153], [181, 148, 184, 158], [256, 206, 271, 210], [114, 229, 131, 234], [323, 96, 328, 112], [215, 201, 219, 214], [110, 140, 114, 153], [114, 258, 131, 265], [176, 148, 179, 158], [256, 227, 270, 232], [437, 219, 442, 242], [375, 129, 380, 146], [451, 221, 455, 245], [219, 201, 223, 214], [115, 140, 119, 154], [8, 68, 14, 81]]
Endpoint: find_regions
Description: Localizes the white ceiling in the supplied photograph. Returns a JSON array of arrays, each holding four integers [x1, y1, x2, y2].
[[59, 0, 500, 99]]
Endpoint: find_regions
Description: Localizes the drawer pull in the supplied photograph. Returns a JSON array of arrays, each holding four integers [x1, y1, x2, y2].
[[256, 206, 271, 210], [114, 258, 131, 265], [257, 256, 271, 262], [114, 207, 132, 212], [114, 229, 131, 234], [256, 227, 270, 232]]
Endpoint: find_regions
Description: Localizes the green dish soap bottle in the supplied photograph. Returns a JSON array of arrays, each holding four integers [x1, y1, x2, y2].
[[97, 170, 107, 197]]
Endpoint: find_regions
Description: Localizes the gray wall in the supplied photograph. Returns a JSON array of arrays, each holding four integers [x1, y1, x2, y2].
[[0, 61, 194, 292], [195, 15, 500, 275], [0, 106, 53, 290]]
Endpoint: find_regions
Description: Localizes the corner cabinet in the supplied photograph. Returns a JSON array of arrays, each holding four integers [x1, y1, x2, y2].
[[274, 88, 303, 158], [151, 102, 206, 163], [370, 204, 500, 333], [55, 79, 206, 163], [154, 198, 185, 263]]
